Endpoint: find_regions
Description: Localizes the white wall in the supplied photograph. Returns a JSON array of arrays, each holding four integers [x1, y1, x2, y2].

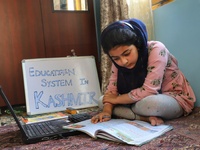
[[153, 0, 200, 106]]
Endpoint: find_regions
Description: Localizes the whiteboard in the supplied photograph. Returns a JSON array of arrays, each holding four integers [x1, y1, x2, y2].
[[22, 56, 101, 115]]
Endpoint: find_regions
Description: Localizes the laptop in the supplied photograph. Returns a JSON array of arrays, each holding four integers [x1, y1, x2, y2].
[[0, 86, 79, 144]]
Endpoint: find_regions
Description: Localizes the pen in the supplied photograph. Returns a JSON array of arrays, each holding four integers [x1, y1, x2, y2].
[[95, 115, 111, 119], [102, 116, 111, 119]]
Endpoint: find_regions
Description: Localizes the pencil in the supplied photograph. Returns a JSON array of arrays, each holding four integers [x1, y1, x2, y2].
[[102, 116, 111, 119]]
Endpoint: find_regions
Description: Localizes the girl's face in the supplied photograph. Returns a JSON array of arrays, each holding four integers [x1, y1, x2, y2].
[[109, 45, 138, 69]]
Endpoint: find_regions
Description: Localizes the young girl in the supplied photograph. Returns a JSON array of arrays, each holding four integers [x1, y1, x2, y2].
[[91, 18, 196, 126]]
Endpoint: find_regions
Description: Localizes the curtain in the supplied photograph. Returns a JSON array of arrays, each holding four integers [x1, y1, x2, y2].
[[100, 0, 129, 94], [127, 0, 154, 40], [100, 0, 154, 94]]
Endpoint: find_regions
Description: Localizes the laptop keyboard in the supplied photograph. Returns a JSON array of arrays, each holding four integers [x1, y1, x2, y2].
[[68, 113, 92, 123], [25, 121, 59, 137]]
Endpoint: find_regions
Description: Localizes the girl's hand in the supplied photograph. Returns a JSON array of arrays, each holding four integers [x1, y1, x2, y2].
[[103, 92, 118, 105], [91, 112, 111, 124], [103, 92, 134, 105]]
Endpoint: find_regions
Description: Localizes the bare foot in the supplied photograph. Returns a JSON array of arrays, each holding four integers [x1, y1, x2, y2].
[[149, 116, 164, 126], [139, 116, 164, 126]]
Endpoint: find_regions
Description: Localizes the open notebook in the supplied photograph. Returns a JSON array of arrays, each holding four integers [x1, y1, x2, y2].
[[0, 86, 79, 144]]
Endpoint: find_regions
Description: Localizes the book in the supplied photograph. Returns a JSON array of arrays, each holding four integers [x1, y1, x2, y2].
[[63, 119, 173, 146], [21, 112, 68, 124]]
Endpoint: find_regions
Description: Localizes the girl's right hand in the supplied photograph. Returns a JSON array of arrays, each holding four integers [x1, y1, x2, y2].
[[91, 112, 111, 124]]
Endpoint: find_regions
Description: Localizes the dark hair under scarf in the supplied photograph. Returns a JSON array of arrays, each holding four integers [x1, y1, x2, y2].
[[101, 18, 148, 94]]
